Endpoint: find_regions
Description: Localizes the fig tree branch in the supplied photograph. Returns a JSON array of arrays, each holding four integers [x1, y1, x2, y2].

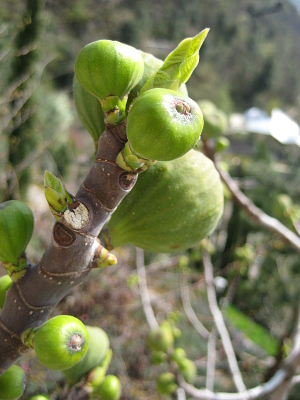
[[0, 122, 138, 373], [203, 142, 300, 255], [180, 284, 210, 340], [136, 247, 159, 331]]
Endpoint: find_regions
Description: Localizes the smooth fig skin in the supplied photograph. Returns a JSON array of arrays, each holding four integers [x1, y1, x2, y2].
[[0, 275, 12, 309], [105, 150, 223, 253], [156, 372, 178, 395], [0, 200, 34, 266], [74, 40, 144, 114], [146, 325, 174, 353], [197, 100, 228, 139], [126, 88, 203, 161], [97, 375, 121, 400], [31, 315, 89, 371], [63, 325, 110, 384], [73, 77, 105, 151], [0, 365, 26, 400]]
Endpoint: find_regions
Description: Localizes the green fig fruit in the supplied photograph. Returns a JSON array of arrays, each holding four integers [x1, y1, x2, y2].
[[156, 372, 178, 395], [85, 349, 113, 388], [29, 315, 89, 371], [0, 275, 12, 309], [215, 136, 230, 153], [147, 325, 174, 353], [149, 351, 168, 365], [177, 358, 197, 383], [0, 365, 26, 400], [97, 375, 121, 400], [197, 100, 228, 138], [28, 396, 49, 400], [126, 51, 163, 111], [73, 76, 105, 151], [171, 347, 186, 364], [172, 327, 182, 340], [126, 88, 203, 162], [0, 200, 34, 266], [106, 149, 223, 253], [74, 40, 144, 123], [64, 325, 110, 384]]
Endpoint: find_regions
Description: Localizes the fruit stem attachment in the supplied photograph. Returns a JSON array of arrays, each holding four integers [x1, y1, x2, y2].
[[116, 142, 156, 172], [3, 254, 30, 282], [21, 327, 37, 349], [101, 95, 128, 125]]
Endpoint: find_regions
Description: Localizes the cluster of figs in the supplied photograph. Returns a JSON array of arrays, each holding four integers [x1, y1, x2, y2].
[[147, 319, 197, 395], [0, 29, 225, 399]]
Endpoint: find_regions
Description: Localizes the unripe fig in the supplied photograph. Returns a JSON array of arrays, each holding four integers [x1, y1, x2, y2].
[[0, 200, 34, 266], [75, 40, 144, 123], [28, 315, 89, 371], [127, 51, 163, 111], [147, 325, 174, 353], [64, 325, 110, 384], [126, 88, 203, 161], [28, 396, 49, 400], [156, 372, 178, 395], [171, 347, 186, 364], [0, 365, 26, 400], [197, 100, 228, 138], [215, 136, 230, 153], [177, 358, 197, 383], [149, 351, 168, 365], [73, 77, 105, 151], [172, 327, 182, 340], [97, 375, 121, 400], [86, 350, 113, 388], [106, 150, 223, 253], [0, 275, 12, 309]]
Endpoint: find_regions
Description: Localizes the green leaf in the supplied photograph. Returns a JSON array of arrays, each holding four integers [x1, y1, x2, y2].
[[44, 170, 65, 195], [140, 28, 209, 93]]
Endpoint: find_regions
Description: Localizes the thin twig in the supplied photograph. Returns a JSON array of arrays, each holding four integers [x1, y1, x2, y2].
[[136, 247, 159, 331], [203, 142, 300, 255], [206, 327, 217, 391], [177, 387, 186, 400], [180, 284, 210, 340], [203, 250, 246, 393]]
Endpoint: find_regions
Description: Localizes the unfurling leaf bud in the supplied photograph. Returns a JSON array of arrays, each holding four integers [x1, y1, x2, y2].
[[140, 29, 209, 94], [22, 315, 89, 371], [74, 40, 144, 124], [44, 171, 73, 219]]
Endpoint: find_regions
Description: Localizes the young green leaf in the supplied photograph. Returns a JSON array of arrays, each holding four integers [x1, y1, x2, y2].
[[140, 28, 209, 93]]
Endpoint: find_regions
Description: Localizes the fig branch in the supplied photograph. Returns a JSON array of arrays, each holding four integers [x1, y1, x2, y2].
[[202, 140, 300, 255], [0, 122, 138, 373]]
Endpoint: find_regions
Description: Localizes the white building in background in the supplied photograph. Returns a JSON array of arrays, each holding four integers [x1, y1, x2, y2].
[[231, 107, 300, 146]]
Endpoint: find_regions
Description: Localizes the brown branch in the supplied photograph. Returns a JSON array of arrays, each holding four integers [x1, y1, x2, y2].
[[0, 122, 138, 372]]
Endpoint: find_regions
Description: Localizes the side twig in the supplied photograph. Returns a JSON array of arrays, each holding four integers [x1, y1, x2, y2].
[[136, 247, 159, 331], [203, 250, 246, 393]]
